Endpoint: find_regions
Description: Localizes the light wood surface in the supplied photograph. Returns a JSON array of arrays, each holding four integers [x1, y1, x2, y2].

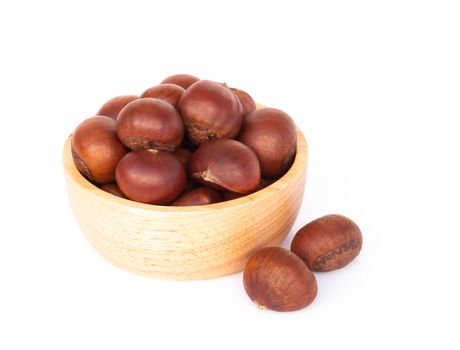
[[62, 129, 308, 280]]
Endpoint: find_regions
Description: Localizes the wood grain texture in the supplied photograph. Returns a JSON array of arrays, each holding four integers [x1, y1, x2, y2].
[[62, 127, 308, 280]]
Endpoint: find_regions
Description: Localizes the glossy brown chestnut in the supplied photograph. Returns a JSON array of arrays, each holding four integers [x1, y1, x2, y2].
[[243, 247, 318, 312], [222, 178, 275, 201], [115, 150, 186, 205], [97, 95, 139, 120], [173, 145, 195, 190], [116, 98, 184, 152], [177, 80, 243, 145], [171, 187, 222, 206], [231, 88, 256, 116], [100, 183, 127, 199], [161, 74, 200, 89], [71, 116, 128, 184], [259, 178, 276, 189], [291, 214, 363, 272], [173, 147, 192, 167], [174, 146, 195, 191], [140, 84, 185, 107], [221, 191, 245, 201], [188, 139, 260, 194], [238, 108, 297, 179]]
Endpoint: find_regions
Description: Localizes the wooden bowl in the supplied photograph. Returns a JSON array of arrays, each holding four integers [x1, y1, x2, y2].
[[63, 130, 308, 280]]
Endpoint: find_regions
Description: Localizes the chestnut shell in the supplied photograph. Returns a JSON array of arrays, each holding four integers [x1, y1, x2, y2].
[[243, 247, 318, 312], [161, 74, 200, 89], [171, 187, 222, 206], [115, 150, 186, 205], [222, 178, 275, 201], [100, 183, 127, 199], [231, 88, 256, 116], [291, 214, 363, 272], [71, 116, 128, 184], [116, 98, 184, 152], [238, 108, 297, 179], [97, 95, 139, 120], [173, 147, 192, 167], [221, 191, 245, 201], [140, 84, 185, 107], [177, 80, 243, 145], [188, 139, 260, 194]]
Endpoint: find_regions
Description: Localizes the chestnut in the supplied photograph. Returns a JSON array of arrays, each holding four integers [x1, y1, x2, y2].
[[100, 183, 127, 199], [173, 147, 194, 190], [243, 247, 317, 312], [115, 149, 186, 205], [222, 178, 275, 201], [173, 147, 192, 167], [291, 214, 363, 272], [71, 116, 128, 184], [259, 178, 276, 189], [221, 191, 245, 201], [188, 139, 260, 194], [231, 88, 256, 116], [140, 84, 185, 107], [177, 80, 243, 145], [171, 187, 222, 206], [116, 98, 184, 152], [238, 108, 297, 179], [161, 74, 200, 89], [97, 95, 139, 120]]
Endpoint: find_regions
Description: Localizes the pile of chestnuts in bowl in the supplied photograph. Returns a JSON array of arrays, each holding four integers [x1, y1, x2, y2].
[[71, 74, 297, 204], [64, 73, 363, 311]]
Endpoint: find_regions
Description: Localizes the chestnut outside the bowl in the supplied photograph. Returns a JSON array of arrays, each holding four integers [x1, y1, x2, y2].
[[62, 120, 308, 280]]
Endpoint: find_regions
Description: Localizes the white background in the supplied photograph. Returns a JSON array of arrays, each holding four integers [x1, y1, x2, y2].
[[1, 1, 459, 349]]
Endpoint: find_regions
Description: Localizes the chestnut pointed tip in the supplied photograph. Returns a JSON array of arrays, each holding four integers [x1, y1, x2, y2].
[[199, 169, 217, 183], [256, 303, 267, 310], [189, 139, 261, 194]]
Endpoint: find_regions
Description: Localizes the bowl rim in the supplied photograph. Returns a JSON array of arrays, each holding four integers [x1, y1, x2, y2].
[[63, 129, 308, 213]]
